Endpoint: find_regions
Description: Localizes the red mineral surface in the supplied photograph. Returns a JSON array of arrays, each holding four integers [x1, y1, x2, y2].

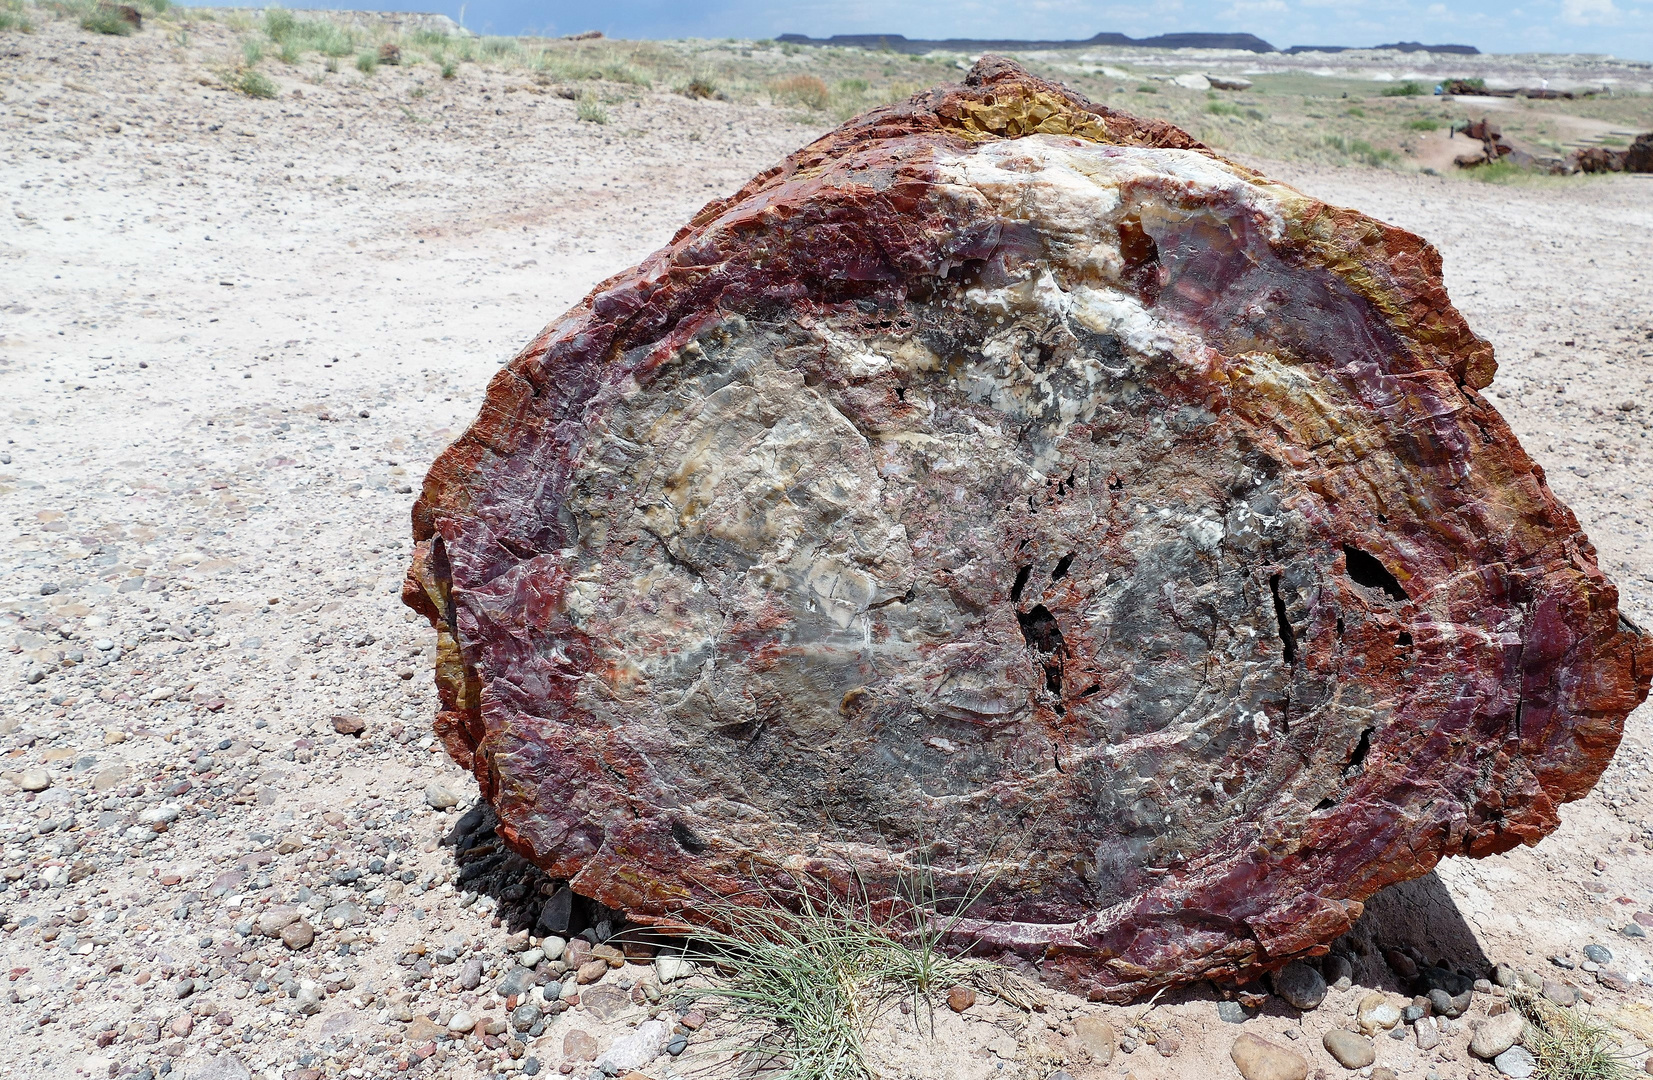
[[404, 57, 1650, 1002]]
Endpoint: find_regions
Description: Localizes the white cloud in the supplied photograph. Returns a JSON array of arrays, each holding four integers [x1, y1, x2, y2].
[[1224, 0, 1288, 13], [1561, 0, 1621, 23]]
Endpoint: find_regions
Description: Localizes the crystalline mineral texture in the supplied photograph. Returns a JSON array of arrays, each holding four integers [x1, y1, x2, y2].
[[405, 58, 1650, 1002]]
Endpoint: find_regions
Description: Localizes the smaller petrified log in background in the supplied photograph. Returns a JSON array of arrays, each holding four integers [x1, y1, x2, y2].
[[405, 57, 1650, 1003]]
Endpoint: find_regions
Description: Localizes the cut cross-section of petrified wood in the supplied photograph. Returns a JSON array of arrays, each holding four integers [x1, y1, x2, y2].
[[404, 57, 1650, 1002]]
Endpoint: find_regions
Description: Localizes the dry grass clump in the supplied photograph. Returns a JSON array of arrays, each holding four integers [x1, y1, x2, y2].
[[770, 73, 830, 110], [1510, 989, 1637, 1080], [221, 64, 276, 98], [678, 73, 721, 99], [262, 7, 353, 62], [679, 872, 1032, 1080], [0, 0, 34, 31], [575, 90, 607, 124]]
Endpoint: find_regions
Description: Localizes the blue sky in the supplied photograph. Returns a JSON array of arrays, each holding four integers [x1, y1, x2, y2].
[[217, 0, 1653, 59]]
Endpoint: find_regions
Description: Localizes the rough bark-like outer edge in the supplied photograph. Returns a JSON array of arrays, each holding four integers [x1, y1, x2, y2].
[[404, 56, 1650, 1001]]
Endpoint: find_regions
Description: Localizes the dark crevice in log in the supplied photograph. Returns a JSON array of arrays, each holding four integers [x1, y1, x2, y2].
[[1343, 544, 1409, 602], [1269, 573, 1298, 664]]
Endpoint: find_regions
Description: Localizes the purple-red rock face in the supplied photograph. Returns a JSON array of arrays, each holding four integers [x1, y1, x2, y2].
[[405, 58, 1649, 1002]]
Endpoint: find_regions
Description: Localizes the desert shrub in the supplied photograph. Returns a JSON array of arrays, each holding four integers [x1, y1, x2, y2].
[[1510, 988, 1636, 1080], [1135, 83, 1158, 93], [440, 58, 457, 79], [1, 0, 35, 31], [679, 74, 719, 99], [1207, 99, 1240, 115], [241, 38, 263, 65], [355, 50, 376, 74], [1325, 133, 1399, 167], [225, 66, 276, 98], [1407, 117, 1442, 130], [80, 5, 134, 35], [681, 872, 1034, 1080], [1381, 80, 1425, 96], [575, 91, 606, 123], [837, 77, 868, 94], [771, 73, 830, 109]]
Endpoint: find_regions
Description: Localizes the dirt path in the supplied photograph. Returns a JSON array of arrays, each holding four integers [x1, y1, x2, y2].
[[2, 13, 1650, 1080]]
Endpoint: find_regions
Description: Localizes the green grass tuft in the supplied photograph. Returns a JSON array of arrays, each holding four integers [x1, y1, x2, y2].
[[1324, 133, 1400, 167], [676, 870, 1034, 1080], [1510, 989, 1636, 1080], [80, 5, 134, 35], [1407, 117, 1442, 131], [0, 0, 36, 31], [225, 66, 277, 98], [679, 73, 719, 99], [440, 58, 457, 79], [355, 50, 376, 74], [241, 37, 263, 66], [1381, 80, 1425, 96], [575, 91, 607, 123]]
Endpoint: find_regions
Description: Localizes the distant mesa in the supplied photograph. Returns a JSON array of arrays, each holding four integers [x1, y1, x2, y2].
[[1285, 41, 1480, 55], [775, 31, 1281, 54], [775, 32, 1481, 57]]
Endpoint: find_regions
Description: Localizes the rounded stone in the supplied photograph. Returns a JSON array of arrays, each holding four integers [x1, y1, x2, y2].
[[946, 985, 976, 1013], [1582, 944, 1613, 964], [1356, 993, 1402, 1034], [1470, 1011, 1526, 1060], [423, 783, 459, 810], [280, 920, 315, 950], [1322, 1029, 1376, 1070], [1272, 961, 1327, 1011], [17, 769, 50, 793], [1494, 1045, 1537, 1079], [1230, 1032, 1308, 1080]]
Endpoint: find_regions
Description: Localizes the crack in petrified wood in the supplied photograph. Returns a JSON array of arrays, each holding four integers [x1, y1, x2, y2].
[[403, 57, 1649, 1002]]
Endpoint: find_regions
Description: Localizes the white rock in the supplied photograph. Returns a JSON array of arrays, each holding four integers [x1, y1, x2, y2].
[[139, 803, 182, 825], [424, 783, 458, 810], [1172, 73, 1212, 90], [447, 1010, 475, 1033], [593, 1019, 671, 1072], [518, 948, 543, 968], [656, 954, 692, 984], [539, 935, 567, 961]]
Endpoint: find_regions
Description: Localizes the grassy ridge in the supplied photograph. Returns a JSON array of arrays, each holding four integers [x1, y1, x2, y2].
[[3, 1, 1649, 173]]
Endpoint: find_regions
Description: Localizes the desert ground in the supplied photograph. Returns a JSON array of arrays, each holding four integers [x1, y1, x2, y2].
[[3, 6, 1653, 1080]]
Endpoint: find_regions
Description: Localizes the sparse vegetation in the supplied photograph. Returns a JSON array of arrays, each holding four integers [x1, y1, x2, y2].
[[1510, 989, 1636, 1080], [79, 3, 133, 36], [1382, 80, 1425, 96], [223, 65, 277, 99], [0, 0, 36, 31], [241, 37, 263, 66], [1325, 133, 1400, 167], [681, 873, 1031, 1080], [771, 73, 831, 110], [678, 73, 719, 99], [1407, 117, 1443, 131], [1136, 83, 1158, 94], [440, 59, 457, 79], [355, 49, 376, 74], [575, 91, 607, 123]]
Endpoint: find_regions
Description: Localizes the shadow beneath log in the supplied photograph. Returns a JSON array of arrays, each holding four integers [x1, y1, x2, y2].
[[442, 801, 624, 940], [1334, 868, 1492, 992], [1086, 869, 1493, 1009]]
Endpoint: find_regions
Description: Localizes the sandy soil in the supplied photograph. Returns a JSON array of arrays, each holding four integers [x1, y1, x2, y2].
[[2, 12, 1652, 1080]]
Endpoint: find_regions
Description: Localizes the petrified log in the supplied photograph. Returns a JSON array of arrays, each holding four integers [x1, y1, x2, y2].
[[404, 57, 1649, 1002]]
